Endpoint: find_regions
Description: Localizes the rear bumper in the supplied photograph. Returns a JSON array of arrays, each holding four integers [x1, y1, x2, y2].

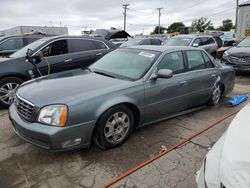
[[9, 104, 96, 151]]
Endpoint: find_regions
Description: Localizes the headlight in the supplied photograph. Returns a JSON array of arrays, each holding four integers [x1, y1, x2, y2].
[[223, 51, 229, 57], [37, 105, 68, 126]]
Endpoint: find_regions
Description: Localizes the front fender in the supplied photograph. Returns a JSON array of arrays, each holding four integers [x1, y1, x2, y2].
[[94, 95, 139, 120]]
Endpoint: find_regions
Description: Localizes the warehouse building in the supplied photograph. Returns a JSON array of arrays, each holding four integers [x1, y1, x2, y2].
[[0, 26, 68, 36], [237, 0, 250, 38]]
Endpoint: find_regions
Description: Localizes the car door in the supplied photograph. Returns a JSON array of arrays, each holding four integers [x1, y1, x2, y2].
[[35, 39, 72, 75], [183, 50, 219, 108], [68, 38, 110, 69], [144, 51, 189, 123]]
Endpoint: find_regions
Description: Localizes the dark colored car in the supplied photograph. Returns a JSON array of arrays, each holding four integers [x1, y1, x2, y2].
[[9, 46, 235, 151], [0, 33, 50, 57], [164, 35, 218, 58], [221, 37, 250, 70], [0, 36, 116, 107], [120, 38, 163, 47]]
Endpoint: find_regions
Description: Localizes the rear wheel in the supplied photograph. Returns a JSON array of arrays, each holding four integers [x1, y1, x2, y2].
[[208, 83, 222, 106], [0, 77, 23, 108], [94, 105, 134, 150]]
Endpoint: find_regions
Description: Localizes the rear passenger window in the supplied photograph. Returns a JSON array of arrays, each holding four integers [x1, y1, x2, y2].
[[71, 39, 95, 53], [92, 40, 108, 50], [202, 51, 214, 68], [41, 40, 68, 57], [186, 51, 205, 71], [207, 37, 215, 44], [157, 51, 185, 74]]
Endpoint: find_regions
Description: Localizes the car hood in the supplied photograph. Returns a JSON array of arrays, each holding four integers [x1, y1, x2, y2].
[[227, 46, 250, 57], [219, 103, 250, 187], [17, 69, 131, 107]]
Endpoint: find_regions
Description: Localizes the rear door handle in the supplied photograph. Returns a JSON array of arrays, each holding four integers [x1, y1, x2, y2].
[[64, 59, 72, 63], [96, 53, 103, 56], [180, 81, 187, 86]]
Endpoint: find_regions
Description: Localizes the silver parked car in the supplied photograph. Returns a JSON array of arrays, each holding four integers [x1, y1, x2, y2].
[[9, 46, 235, 151]]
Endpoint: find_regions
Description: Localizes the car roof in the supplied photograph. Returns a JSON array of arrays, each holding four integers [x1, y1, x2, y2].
[[173, 34, 214, 38], [37, 35, 110, 42], [127, 45, 200, 52]]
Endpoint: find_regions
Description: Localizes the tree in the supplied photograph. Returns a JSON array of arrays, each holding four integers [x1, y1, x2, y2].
[[152, 26, 167, 34], [191, 17, 213, 32], [167, 22, 185, 33], [217, 19, 234, 31]]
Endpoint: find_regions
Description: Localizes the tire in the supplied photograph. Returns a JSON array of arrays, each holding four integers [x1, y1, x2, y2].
[[211, 52, 217, 59], [208, 83, 222, 106], [0, 77, 23, 108], [94, 105, 134, 150]]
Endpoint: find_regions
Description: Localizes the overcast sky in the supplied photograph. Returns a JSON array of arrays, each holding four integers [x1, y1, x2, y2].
[[0, 0, 247, 35]]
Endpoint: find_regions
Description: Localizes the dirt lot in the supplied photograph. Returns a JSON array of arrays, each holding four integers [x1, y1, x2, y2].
[[0, 74, 250, 188]]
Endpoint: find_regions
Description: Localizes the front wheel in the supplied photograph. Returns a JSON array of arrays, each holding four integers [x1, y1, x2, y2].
[[208, 83, 222, 106], [0, 77, 23, 108], [94, 105, 134, 150]]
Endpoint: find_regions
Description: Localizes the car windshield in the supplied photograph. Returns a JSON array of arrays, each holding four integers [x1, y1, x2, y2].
[[164, 37, 192, 46], [9, 39, 46, 58], [237, 37, 250, 47], [120, 39, 142, 47], [89, 49, 159, 81]]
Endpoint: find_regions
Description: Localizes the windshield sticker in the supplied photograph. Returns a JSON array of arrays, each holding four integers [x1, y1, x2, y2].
[[138, 52, 155, 58]]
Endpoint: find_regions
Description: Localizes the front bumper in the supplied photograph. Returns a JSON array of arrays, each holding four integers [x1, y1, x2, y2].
[[9, 104, 96, 151], [222, 57, 250, 70]]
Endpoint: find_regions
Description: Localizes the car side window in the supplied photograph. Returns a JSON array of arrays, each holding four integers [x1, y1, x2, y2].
[[193, 38, 202, 46], [140, 39, 151, 45], [200, 37, 209, 45], [157, 51, 185, 74], [91, 40, 108, 50], [151, 39, 161, 45], [202, 51, 214, 68], [186, 50, 206, 71], [71, 39, 96, 52], [41, 40, 68, 57], [0, 38, 24, 50], [207, 37, 215, 44]]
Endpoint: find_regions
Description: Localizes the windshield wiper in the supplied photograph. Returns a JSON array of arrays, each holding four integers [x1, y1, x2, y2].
[[93, 70, 116, 78]]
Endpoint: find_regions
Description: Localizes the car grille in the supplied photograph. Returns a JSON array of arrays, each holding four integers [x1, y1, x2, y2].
[[16, 95, 35, 120], [229, 56, 250, 64]]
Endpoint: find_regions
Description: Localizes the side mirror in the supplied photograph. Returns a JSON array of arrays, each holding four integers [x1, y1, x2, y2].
[[151, 69, 173, 80], [26, 49, 42, 64], [193, 43, 199, 47]]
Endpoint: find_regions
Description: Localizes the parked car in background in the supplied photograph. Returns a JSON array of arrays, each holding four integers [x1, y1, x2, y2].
[[0, 35, 116, 107], [120, 38, 163, 47], [221, 37, 250, 70], [9, 46, 235, 151], [197, 103, 250, 188], [164, 35, 218, 58], [0, 33, 50, 57]]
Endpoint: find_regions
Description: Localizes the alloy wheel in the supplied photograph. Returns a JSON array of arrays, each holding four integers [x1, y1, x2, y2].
[[212, 84, 221, 105], [0, 82, 19, 105], [104, 112, 130, 144]]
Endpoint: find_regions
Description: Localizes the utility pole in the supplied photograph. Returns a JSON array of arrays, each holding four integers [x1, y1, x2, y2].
[[235, 0, 239, 33], [123, 4, 129, 31], [157, 8, 163, 35]]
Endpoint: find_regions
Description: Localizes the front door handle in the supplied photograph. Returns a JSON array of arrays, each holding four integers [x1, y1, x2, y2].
[[96, 53, 103, 56], [64, 59, 72, 63], [180, 81, 187, 86]]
